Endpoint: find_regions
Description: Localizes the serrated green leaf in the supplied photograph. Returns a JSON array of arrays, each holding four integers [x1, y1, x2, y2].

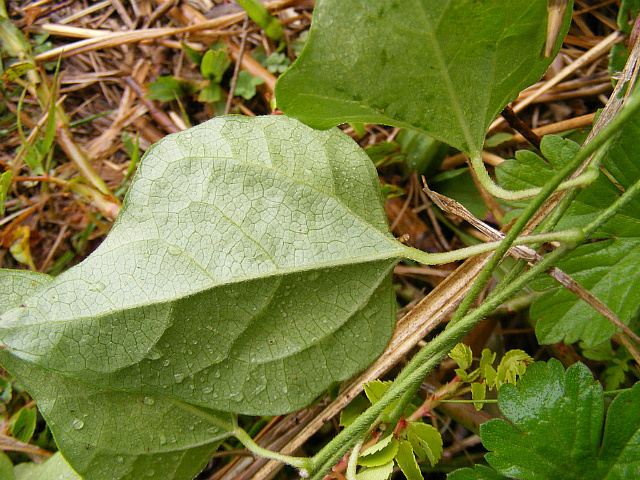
[[496, 129, 640, 346], [13, 452, 80, 480], [364, 381, 391, 405], [358, 436, 399, 467], [395, 440, 423, 480], [0, 116, 404, 416], [447, 465, 511, 480], [1, 269, 233, 480], [479, 349, 496, 372], [480, 359, 640, 479], [275, 0, 572, 156], [449, 343, 473, 371], [406, 422, 443, 466], [364, 381, 400, 423], [355, 461, 394, 480], [494, 350, 532, 389], [483, 364, 497, 389]]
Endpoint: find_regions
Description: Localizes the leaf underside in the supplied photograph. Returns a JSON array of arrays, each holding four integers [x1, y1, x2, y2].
[[275, 0, 572, 156], [1, 269, 232, 480], [0, 116, 403, 419]]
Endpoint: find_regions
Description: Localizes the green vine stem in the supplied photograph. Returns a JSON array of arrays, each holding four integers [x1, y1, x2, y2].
[[306, 88, 640, 480], [468, 151, 598, 201], [448, 87, 640, 325], [232, 425, 313, 473], [346, 438, 365, 480], [400, 228, 583, 266], [309, 245, 571, 480]]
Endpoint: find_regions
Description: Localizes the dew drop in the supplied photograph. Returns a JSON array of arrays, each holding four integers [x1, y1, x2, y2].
[[163, 359, 171, 367], [116, 456, 124, 463], [147, 348, 162, 360], [167, 245, 181, 256], [203, 387, 213, 394], [174, 373, 185, 383], [143, 397, 155, 406], [159, 434, 167, 445], [212, 371, 221, 379], [188, 425, 195, 431], [72, 419, 84, 430]]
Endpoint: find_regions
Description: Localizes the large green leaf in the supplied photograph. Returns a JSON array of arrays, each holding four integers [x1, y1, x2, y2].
[[0, 269, 232, 480], [275, 0, 572, 156], [496, 130, 640, 346], [476, 360, 640, 479], [0, 116, 404, 415]]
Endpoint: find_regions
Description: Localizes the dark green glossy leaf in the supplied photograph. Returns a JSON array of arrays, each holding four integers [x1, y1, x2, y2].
[[276, 0, 572, 156], [447, 465, 510, 480], [479, 360, 640, 479]]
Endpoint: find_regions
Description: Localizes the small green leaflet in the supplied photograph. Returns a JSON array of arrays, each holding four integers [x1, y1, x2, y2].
[[276, 0, 572, 156], [463, 359, 640, 479], [395, 440, 423, 480], [358, 436, 399, 467], [496, 132, 640, 346], [406, 422, 442, 467]]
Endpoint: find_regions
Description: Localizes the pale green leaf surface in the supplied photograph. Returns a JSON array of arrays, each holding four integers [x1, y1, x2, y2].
[[479, 360, 640, 479], [395, 440, 422, 480], [0, 116, 403, 415], [407, 422, 442, 466], [275, 0, 572, 155], [496, 132, 640, 346], [355, 461, 394, 480], [358, 436, 398, 467], [0, 269, 233, 480], [13, 452, 80, 480]]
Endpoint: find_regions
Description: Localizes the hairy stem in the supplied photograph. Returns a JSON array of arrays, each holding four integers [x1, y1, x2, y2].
[[309, 244, 571, 479]]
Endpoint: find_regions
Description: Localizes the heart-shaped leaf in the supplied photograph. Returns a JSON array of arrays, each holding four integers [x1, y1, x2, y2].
[[275, 0, 572, 156], [0, 116, 404, 415]]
